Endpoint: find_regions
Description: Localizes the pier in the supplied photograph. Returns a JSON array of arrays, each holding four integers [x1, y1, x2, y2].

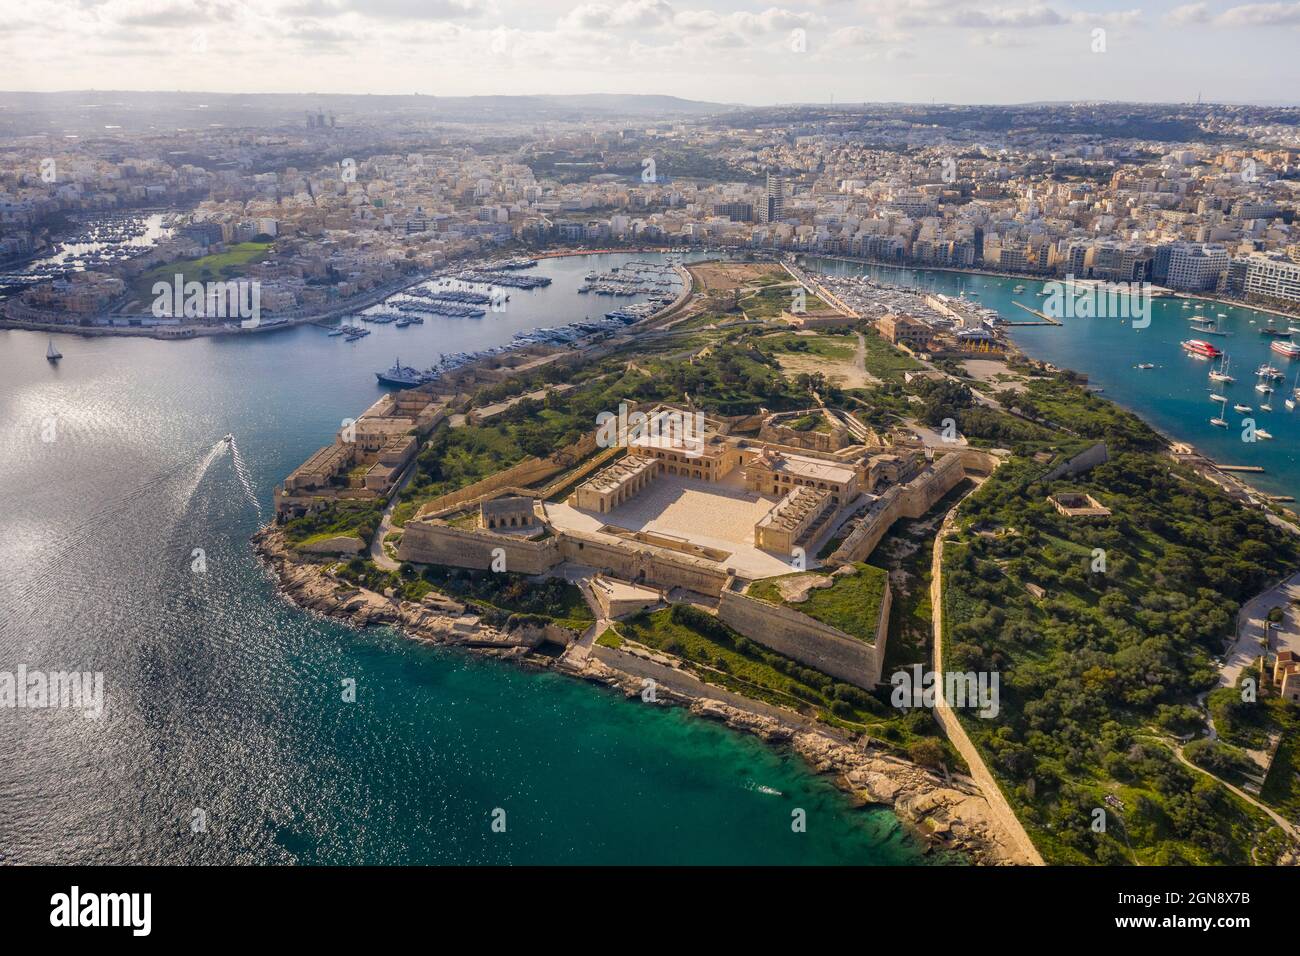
[[1007, 302, 1063, 326], [1218, 465, 1266, 473]]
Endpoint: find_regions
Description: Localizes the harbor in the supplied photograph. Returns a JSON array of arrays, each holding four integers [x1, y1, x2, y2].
[[807, 255, 1300, 506]]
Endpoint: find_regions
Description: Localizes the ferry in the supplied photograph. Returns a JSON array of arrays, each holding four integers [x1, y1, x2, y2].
[[1181, 339, 1221, 358], [1271, 340, 1300, 359], [376, 358, 424, 388]]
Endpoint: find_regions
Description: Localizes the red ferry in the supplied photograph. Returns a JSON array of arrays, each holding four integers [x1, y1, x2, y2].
[[1181, 339, 1222, 358]]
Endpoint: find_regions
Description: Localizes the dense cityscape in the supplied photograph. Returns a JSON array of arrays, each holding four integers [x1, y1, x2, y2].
[[4, 98, 1300, 331]]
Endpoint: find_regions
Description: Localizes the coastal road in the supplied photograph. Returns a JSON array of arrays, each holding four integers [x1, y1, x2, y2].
[[929, 494, 1046, 866], [1222, 571, 1300, 687]]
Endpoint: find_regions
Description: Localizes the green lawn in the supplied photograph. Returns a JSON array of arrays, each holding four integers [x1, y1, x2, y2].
[[129, 241, 274, 305], [747, 563, 889, 644]]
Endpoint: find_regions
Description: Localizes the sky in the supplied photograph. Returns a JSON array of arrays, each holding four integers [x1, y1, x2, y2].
[[0, 0, 1296, 106]]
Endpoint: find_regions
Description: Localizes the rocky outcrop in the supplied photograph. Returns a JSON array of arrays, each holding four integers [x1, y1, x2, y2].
[[255, 525, 1024, 865], [253, 526, 544, 650]]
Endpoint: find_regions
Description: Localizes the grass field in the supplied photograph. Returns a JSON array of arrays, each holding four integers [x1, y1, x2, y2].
[[747, 563, 888, 644], [129, 242, 273, 305]]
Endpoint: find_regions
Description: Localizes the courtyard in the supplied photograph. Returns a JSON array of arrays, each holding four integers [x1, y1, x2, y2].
[[545, 470, 796, 578]]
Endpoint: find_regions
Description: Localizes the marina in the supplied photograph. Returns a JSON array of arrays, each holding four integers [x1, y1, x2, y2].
[[806, 256, 1300, 503]]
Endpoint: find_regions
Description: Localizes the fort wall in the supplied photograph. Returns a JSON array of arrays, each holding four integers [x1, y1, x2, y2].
[[716, 580, 889, 689]]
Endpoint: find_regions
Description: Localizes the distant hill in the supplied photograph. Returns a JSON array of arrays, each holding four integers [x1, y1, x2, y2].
[[0, 90, 736, 135]]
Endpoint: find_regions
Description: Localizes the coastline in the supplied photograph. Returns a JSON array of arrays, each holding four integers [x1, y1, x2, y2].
[[252, 524, 1029, 865]]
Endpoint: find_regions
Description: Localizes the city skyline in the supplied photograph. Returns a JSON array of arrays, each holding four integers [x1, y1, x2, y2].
[[2, 0, 1299, 106]]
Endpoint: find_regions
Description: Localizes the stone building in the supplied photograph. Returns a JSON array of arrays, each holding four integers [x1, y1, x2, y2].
[[480, 495, 539, 532]]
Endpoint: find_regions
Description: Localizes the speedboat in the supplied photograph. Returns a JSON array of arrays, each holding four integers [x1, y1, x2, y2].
[[46, 339, 62, 362], [222, 433, 233, 443], [1256, 429, 1274, 440], [1137, 362, 1155, 369]]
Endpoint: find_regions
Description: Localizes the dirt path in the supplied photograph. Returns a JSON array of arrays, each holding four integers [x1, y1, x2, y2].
[[930, 499, 1046, 865]]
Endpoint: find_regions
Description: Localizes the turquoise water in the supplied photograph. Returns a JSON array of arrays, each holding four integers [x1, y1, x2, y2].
[[809, 257, 1300, 501], [0, 252, 942, 865]]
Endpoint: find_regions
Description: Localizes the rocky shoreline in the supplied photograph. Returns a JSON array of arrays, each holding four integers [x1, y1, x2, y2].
[[253, 524, 1031, 865]]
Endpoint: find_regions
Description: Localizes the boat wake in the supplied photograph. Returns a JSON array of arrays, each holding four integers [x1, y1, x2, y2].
[[226, 436, 263, 518]]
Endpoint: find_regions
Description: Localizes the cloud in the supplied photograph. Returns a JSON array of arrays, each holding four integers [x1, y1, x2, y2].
[[1166, 2, 1210, 22], [1215, 1, 1300, 24], [969, 29, 1029, 44], [949, 6, 1067, 28]]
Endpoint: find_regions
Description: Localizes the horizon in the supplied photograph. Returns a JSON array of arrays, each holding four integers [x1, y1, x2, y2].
[[2, 0, 1299, 106]]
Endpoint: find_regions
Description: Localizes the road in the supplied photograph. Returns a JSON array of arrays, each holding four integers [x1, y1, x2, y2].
[[369, 454, 424, 571], [1222, 570, 1300, 687], [929, 497, 1046, 865]]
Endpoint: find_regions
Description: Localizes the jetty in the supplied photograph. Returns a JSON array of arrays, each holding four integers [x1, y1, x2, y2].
[[1219, 465, 1266, 473], [1007, 302, 1063, 326]]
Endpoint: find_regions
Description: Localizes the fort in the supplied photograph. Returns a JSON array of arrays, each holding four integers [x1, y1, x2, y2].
[[396, 403, 997, 688]]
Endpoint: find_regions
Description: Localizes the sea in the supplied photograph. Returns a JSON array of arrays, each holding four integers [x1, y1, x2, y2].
[[0, 251, 944, 865], [809, 257, 1300, 502]]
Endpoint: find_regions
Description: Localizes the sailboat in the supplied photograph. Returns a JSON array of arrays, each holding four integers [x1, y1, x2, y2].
[[46, 339, 62, 363], [1210, 395, 1229, 428], [1209, 354, 1234, 383]]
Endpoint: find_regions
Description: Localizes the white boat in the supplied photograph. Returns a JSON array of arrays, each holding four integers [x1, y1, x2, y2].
[[46, 339, 62, 362], [1234, 403, 1253, 413], [1210, 393, 1227, 403], [1287, 398, 1295, 411], [1257, 429, 1274, 440], [1262, 402, 1274, 412], [1210, 395, 1229, 427]]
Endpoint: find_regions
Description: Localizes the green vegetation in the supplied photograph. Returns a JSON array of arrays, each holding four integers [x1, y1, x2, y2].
[[739, 284, 829, 319], [748, 563, 889, 644], [414, 565, 594, 631], [1210, 673, 1300, 823], [130, 241, 273, 304], [614, 605, 957, 758], [860, 331, 924, 381], [943, 448, 1299, 864], [756, 330, 856, 362], [283, 498, 386, 548]]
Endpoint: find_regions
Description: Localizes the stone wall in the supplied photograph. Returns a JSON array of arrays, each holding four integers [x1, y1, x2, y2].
[[716, 582, 888, 689], [831, 450, 995, 564], [414, 434, 599, 518], [397, 520, 562, 574], [558, 531, 731, 595]]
